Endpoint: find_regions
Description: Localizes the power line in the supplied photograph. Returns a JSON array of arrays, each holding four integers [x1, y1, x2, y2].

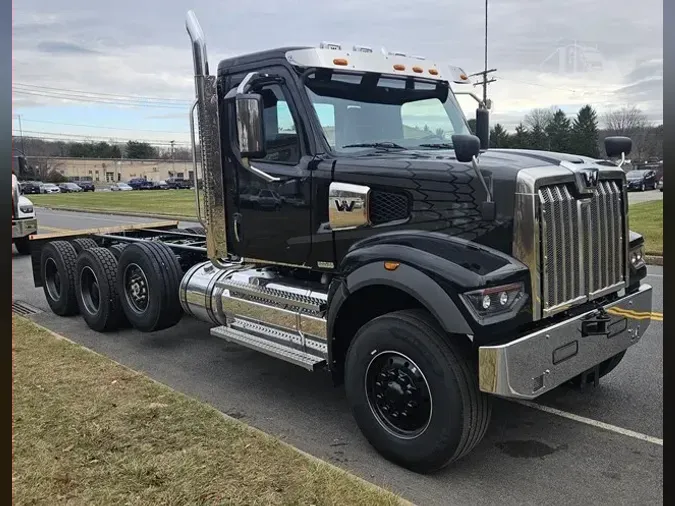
[[13, 89, 189, 109], [13, 130, 191, 146], [13, 82, 192, 104], [13, 117, 189, 134]]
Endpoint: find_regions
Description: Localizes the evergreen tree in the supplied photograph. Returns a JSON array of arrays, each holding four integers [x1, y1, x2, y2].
[[489, 123, 510, 148], [529, 124, 548, 150], [512, 123, 529, 149], [571, 105, 600, 158], [545, 109, 573, 153]]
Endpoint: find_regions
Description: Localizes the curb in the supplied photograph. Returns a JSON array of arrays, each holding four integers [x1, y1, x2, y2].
[[13, 315, 413, 506], [35, 206, 197, 223], [645, 255, 663, 266]]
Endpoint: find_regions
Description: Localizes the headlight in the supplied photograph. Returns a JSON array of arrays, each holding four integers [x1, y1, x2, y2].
[[630, 244, 645, 269], [461, 282, 527, 324], [20, 205, 33, 214]]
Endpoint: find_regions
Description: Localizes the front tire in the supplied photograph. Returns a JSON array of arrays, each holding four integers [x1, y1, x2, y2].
[[344, 309, 491, 473], [116, 242, 184, 332]]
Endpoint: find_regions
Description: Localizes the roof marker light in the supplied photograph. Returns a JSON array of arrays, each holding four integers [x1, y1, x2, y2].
[[393, 64, 406, 71], [320, 42, 342, 50], [412, 66, 423, 73], [333, 58, 349, 66], [429, 68, 439, 75]]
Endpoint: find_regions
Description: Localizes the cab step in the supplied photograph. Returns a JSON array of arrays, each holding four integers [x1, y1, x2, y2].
[[210, 324, 327, 371]]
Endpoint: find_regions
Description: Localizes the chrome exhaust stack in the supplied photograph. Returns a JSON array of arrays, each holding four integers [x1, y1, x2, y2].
[[185, 10, 229, 263]]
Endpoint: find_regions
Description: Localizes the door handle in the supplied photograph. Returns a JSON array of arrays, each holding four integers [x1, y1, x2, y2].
[[242, 158, 280, 183]]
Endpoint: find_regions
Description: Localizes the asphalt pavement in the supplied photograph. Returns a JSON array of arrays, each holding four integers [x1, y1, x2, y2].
[[627, 188, 663, 204], [12, 208, 663, 506]]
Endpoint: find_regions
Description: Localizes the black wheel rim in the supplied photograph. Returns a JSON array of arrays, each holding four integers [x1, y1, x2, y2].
[[44, 258, 62, 301], [365, 351, 433, 439], [79, 266, 101, 315], [123, 263, 149, 314]]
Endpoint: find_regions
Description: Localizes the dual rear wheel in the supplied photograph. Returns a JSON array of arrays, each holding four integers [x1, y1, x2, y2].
[[40, 239, 184, 333]]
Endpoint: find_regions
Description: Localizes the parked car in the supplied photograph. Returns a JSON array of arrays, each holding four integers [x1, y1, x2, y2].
[[19, 181, 42, 195], [657, 177, 663, 192], [127, 178, 155, 190], [110, 182, 133, 191], [40, 183, 61, 194], [625, 169, 657, 191], [72, 180, 95, 192], [58, 182, 84, 193], [151, 180, 170, 190], [165, 177, 192, 189]]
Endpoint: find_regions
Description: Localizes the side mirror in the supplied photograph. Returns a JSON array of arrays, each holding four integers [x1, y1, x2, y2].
[[451, 134, 481, 162], [475, 108, 490, 150], [604, 136, 632, 158], [235, 93, 266, 159]]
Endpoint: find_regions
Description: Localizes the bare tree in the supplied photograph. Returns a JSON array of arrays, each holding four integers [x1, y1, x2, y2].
[[603, 106, 650, 161], [603, 106, 648, 135], [524, 108, 554, 130]]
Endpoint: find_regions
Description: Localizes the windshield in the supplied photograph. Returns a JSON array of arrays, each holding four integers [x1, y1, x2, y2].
[[303, 71, 470, 154]]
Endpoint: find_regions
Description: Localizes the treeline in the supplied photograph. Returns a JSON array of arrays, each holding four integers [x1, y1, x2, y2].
[[467, 104, 662, 163], [12, 137, 194, 161]]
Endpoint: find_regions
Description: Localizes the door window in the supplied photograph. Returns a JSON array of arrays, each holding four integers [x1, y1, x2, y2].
[[252, 84, 301, 164]]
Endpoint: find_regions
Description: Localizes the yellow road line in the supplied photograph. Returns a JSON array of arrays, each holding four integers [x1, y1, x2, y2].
[[607, 307, 663, 321]]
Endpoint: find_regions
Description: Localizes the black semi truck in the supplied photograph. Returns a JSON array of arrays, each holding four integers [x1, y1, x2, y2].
[[26, 10, 652, 473]]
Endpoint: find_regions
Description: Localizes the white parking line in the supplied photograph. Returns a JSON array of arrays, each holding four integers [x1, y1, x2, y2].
[[515, 400, 663, 446]]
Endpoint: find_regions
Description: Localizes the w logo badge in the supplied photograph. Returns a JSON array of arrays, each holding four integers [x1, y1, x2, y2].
[[334, 199, 357, 212], [581, 169, 599, 188]]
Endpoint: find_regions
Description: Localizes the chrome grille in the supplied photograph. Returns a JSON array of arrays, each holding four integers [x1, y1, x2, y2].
[[539, 179, 625, 316]]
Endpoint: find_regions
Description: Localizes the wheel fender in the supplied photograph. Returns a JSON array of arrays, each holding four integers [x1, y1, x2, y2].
[[330, 261, 473, 337]]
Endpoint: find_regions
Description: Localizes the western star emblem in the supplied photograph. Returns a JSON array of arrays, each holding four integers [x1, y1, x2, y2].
[[581, 168, 599, 188]]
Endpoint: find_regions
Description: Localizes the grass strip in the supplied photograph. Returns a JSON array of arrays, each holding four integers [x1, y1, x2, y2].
[[12, 316, 405, 506]]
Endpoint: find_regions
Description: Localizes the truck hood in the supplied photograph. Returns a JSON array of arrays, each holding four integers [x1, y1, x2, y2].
[[331, 148, 622, 257]]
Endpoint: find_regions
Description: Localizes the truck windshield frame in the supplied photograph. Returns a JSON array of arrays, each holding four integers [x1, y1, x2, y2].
[[301, 69, 471, 155]]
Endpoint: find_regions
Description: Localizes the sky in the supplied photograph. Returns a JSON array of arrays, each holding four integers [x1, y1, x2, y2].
[[12, 0, 663, 148]]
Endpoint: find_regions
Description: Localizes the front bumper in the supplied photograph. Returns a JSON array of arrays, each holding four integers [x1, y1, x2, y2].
[[12, 218, 38, 238], [478, 284, 653, 399]]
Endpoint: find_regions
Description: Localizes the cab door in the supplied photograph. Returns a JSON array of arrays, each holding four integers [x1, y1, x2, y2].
[[223, 65, 314, 267]]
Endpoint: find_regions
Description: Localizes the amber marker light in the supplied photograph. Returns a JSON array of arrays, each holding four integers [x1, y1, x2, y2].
[[393, 64, 406, 71], [333, 58, 348, 66], [429, 68, 439, 75], [384, 261, 400, 271], [412, 66, 423, 73]]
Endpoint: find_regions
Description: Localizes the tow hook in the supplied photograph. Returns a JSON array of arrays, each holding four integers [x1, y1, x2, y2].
[[581, 307, 611, 338]]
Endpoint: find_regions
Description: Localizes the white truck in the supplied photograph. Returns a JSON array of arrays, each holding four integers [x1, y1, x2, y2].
[[12, 154, 38, 255]]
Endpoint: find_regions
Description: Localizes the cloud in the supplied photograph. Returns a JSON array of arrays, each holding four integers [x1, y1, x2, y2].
[[12, 0, 663, 140]]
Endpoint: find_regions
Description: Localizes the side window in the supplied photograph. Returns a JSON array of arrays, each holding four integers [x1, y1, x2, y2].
[[253, 84, 301, 164]]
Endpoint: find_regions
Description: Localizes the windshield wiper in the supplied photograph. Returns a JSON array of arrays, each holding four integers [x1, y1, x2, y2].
[[418, 143, 454, 149], [342, 142, 407, 150]]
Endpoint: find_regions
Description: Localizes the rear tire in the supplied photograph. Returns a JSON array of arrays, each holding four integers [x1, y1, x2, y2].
[[71, 238, 98, 254], [344, 309, 491, 473], [14, 236, 31, 255], [116, 242, 184, 332], [40, 241, 79, 316], [75, 248, 127, 332], [109, 243, 128, 261]]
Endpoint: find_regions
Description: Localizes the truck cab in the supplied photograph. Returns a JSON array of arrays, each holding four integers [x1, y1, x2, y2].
[[12, 154, 38, 255]]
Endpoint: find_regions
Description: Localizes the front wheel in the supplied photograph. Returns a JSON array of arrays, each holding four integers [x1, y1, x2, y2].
[[640, 183, 646, 191], [344, 309, 491, 473]]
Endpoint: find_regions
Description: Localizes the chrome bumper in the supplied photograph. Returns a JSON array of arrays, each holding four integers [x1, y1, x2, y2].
[[478, 284, 653, 399], [12, 218, 38, 238]]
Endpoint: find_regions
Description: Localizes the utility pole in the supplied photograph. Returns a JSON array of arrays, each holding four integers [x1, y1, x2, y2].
[[470, 0, 497, 105], [18, 114, 26, 155], [170, 140, 175, 178]]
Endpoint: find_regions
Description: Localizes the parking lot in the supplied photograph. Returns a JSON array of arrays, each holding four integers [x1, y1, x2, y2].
[[12, 207, 663, 506]]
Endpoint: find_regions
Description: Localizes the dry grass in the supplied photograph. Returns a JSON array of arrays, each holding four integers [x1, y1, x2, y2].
[[12, 316, 406, 506], [629, 200, 663, 256]]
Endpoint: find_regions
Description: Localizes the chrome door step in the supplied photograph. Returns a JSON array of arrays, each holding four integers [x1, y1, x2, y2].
[[211, 324, 327, 371]]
